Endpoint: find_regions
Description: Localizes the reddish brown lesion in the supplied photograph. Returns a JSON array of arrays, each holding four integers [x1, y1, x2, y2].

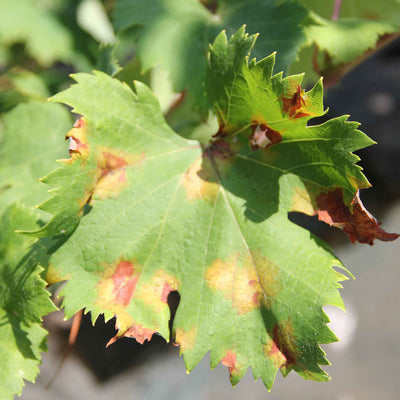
[[221, 350, 241, 377], [96, 259, 143, 335], [110, 260, 140, 307], [92, 147, 145, 201], [282, 84, 311, 119], [65, 117, 89, 159], [212, 123, 228, 139], [250, 123, 282, 150], [161, 282, 174, 303], [316, 189, 399, 245], [264, 319, 300, 370], [107, 323, 155, 346], [97, 260, 140, 307]]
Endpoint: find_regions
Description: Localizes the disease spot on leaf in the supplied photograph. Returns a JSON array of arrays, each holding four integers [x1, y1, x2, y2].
[[250, 124, 282, 150], [205, 140, 235, 160], [175, 325, 198, 353], [247, 251, 282, 307], [221, 350, 242, 377], [93, 147, 145, 201], [205, 253, 280, 314], [96, 259, 142, 332], [46, 264, 70, 285], [107, 323, 155, 346], [282, 85, 311, 119], [290, 186, 315, 216], [134, 270, 179, 312], [266, 319, 300, 369], [262, 339, 286, 369], [182, 157, 219, 202], [65, 118, 89, 160], [316, 189, 399, 245]]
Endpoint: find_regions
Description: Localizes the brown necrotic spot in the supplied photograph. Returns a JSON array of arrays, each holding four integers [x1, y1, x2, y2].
[[282, 84, 311, 119], [250, 124, 282, 150], [174, 326, 198, 354], [316, 189, 399, 245]]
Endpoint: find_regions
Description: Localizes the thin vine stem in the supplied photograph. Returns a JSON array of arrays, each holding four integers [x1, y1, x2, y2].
[[332, 0, 342, 21]]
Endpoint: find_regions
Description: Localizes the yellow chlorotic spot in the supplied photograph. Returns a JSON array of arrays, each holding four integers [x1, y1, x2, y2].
[[46, 264, 70, 284], [175, 326, 198, 353], [96, 277, 134, 333], [262, 340, 286, 369], [247, 251, 282, 307], [95, 259, 142, 334], [92, 147, 144, 201], [65, 118, 90, 160], [205, 252, 282, 314], [290, 186, 315, 216], [134, 270, 179, 312], [96, 146, 144, 171], [181, 157, 219, 202], [205, 255, 263, 315], [347, 173, 371, 190], [93, 169, 128, 200]]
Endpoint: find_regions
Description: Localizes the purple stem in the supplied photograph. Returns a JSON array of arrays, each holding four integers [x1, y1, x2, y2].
[[332, 0, 342, 21]]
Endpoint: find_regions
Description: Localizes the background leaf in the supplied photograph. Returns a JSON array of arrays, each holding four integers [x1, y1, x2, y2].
[[0, 204, 56, 400], [0, 101, 70, 215]]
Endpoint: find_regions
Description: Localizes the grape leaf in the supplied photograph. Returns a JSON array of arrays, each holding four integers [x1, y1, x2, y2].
[[0, 68, 49, 111], [96, 44, 123, 77], [36, 28, 397, 389], [299, 12, 398, 85], [0, 204, 56, 399], [300, 0, 400, 24], [113, 0, 398, 110], [0, 0, 75, 67], [113, 0, 309, 110], [305, 13, 398, 65], [0, 101, 71, 214]]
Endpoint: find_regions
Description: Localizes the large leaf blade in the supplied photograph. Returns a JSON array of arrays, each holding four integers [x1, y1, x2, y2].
[[37, 28, 397, 390]]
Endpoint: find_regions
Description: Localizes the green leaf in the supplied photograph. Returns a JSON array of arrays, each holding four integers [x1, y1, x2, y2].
[[37, 28, 397, 389], [96, 44, 122, 77], [0, 68, 49, 111], [298, 11, 398, 82], [113, 0, 398, 111], [0, 101, 71, 215], [0, 0, 76, 67], [300, 0, 400, 24], [0, 204, 56, 399], [113, 0, 309, 110]]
